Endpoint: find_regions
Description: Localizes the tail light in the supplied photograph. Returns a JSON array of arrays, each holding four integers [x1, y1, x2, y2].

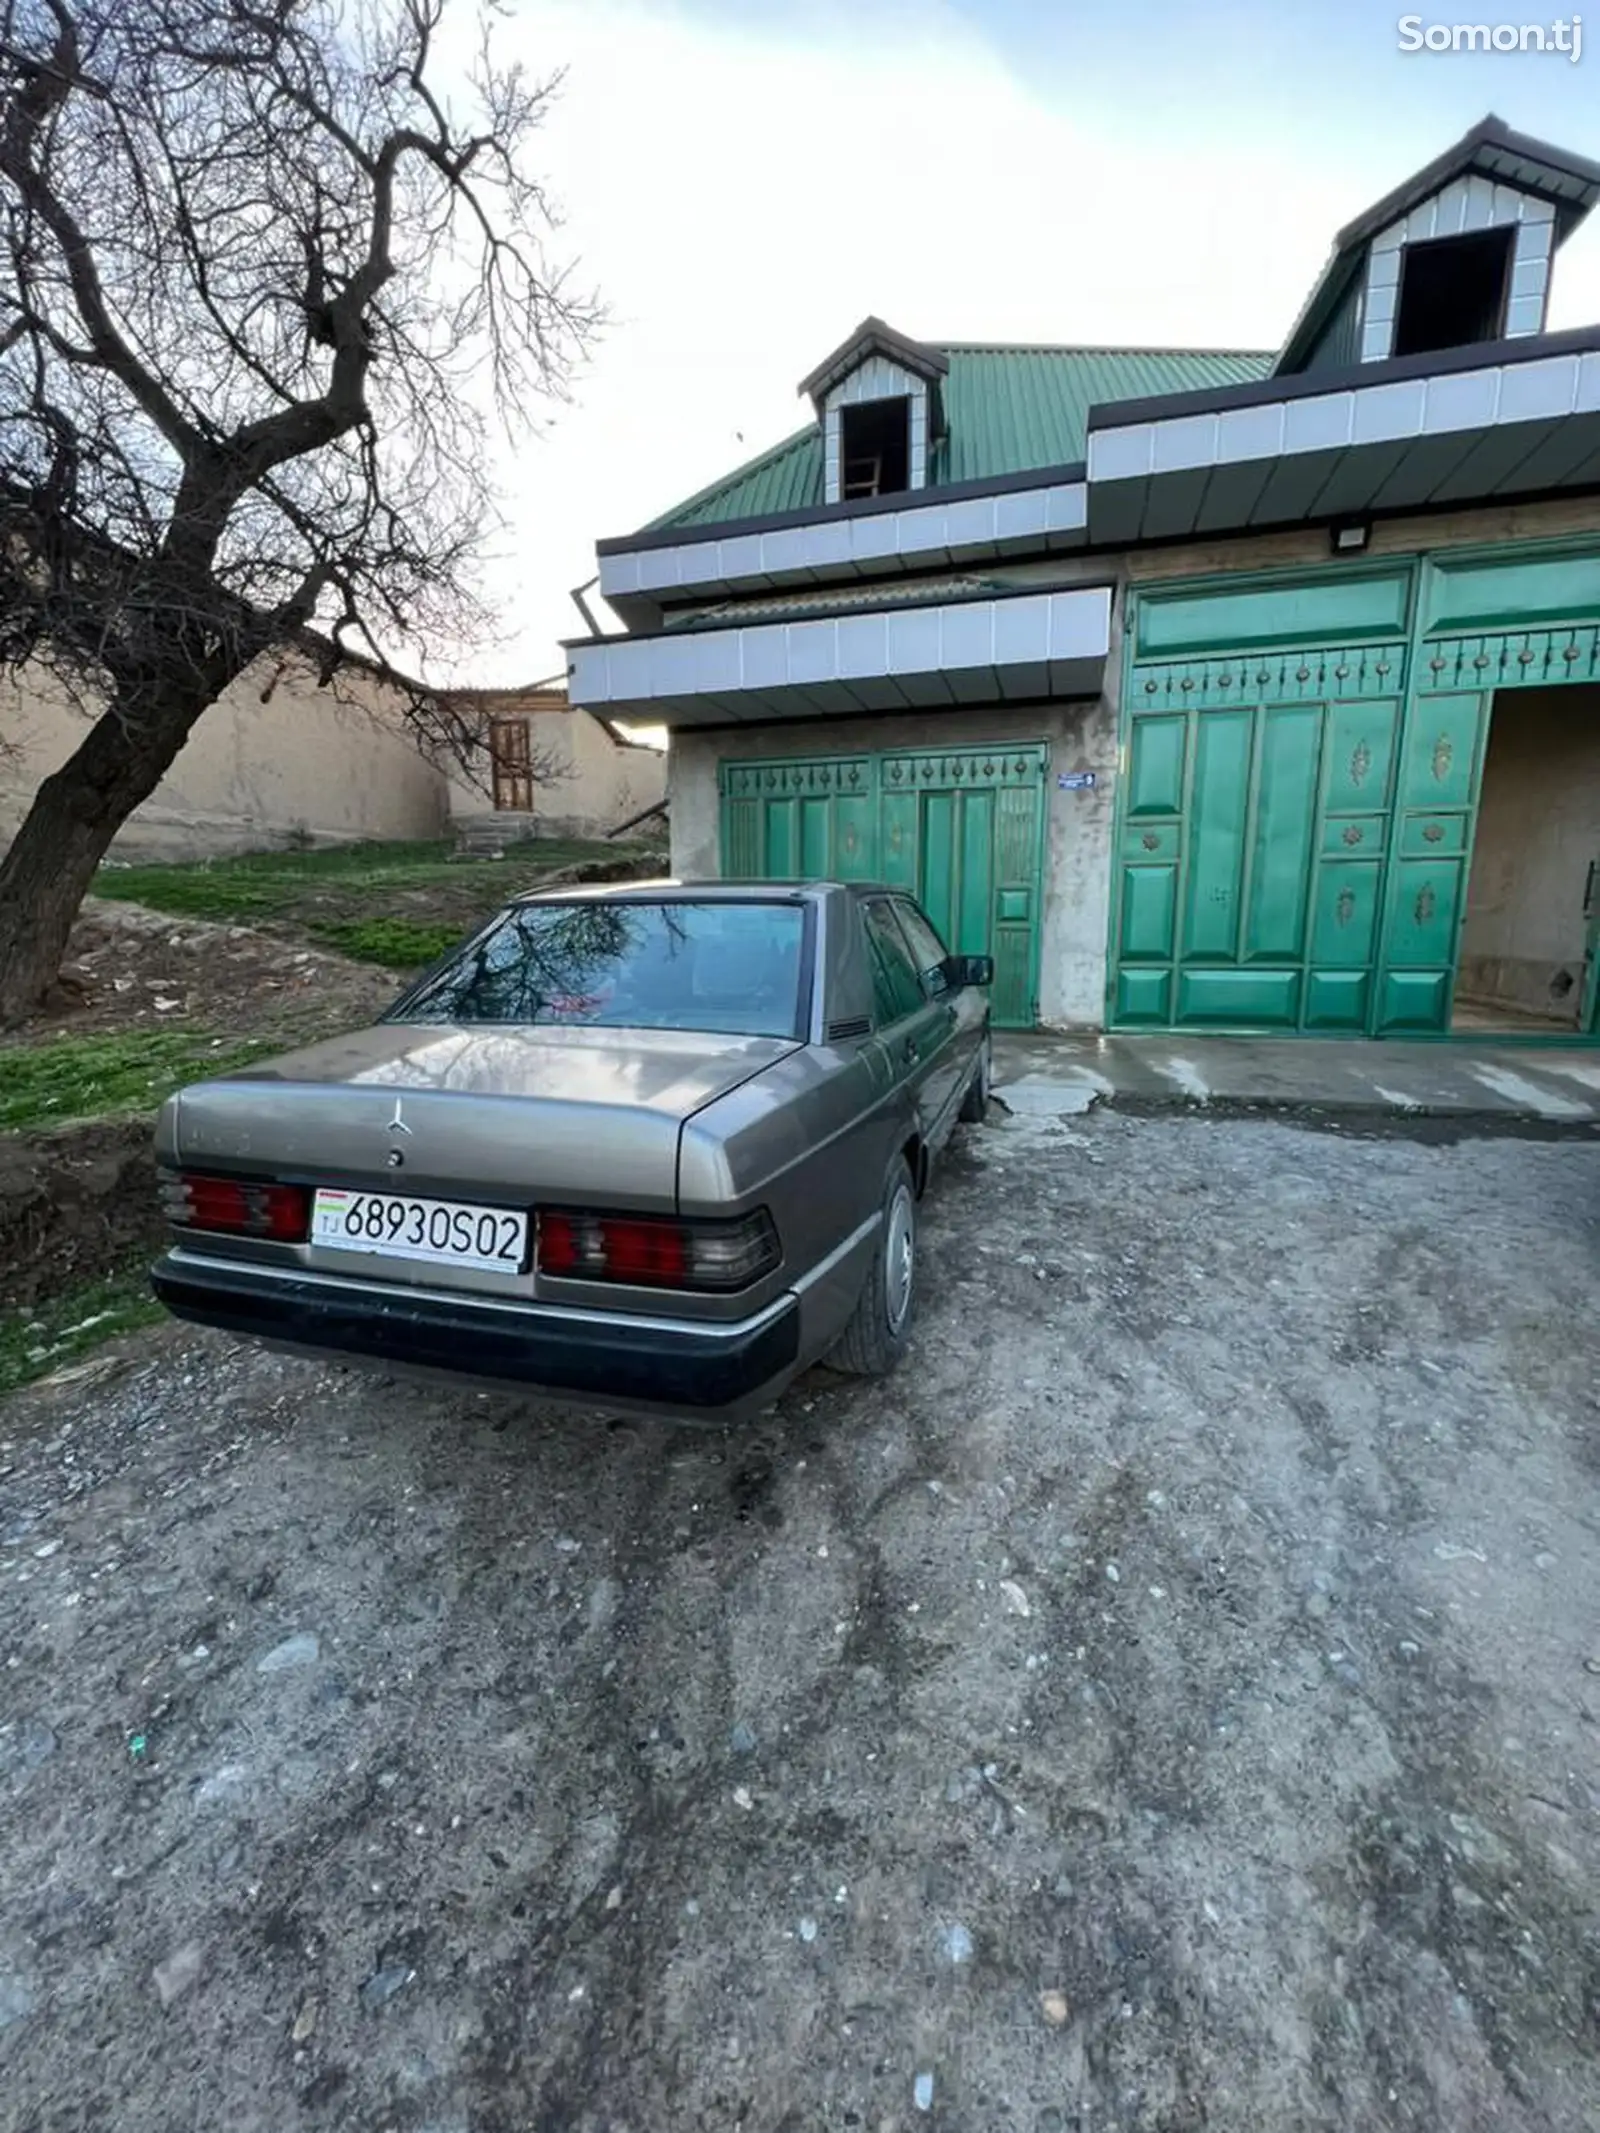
[[161, 1170, 310, 1243], [538, 1209, 779, 1292]]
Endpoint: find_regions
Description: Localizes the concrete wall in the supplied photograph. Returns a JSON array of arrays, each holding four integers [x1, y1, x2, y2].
[[444, 703, 666, 839], [0, 650, 450, 860], [1125, 492, 1600, 588], [1458, 684, 1600, 1019], [669, 687, 1118, 1028]]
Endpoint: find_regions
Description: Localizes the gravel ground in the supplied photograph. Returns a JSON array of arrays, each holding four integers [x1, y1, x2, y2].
[[1, 1107, 1598, 2133]]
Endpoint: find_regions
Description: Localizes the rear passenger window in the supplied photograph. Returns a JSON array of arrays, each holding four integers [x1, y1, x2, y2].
[[893, 901, 951, 995], [861, 900, 925, 1025]]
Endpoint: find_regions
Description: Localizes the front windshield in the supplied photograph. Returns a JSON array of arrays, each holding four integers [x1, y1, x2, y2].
[[392, 899, 809, 1039]]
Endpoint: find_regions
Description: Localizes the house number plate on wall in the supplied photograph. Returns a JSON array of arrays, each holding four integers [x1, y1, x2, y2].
[[1058, 771, 1097, 790]]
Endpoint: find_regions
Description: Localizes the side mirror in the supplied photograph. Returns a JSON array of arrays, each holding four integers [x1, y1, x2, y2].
[[942, 954, 995, 989]]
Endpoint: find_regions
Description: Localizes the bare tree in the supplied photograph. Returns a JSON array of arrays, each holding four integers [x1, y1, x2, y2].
[[0, 0, 597, 1023]]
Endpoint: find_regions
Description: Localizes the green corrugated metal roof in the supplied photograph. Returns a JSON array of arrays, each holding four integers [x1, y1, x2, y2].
[[645, 345, 1274, 532]]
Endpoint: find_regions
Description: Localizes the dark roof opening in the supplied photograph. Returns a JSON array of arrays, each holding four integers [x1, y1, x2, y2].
[[840, 397, 910, 499], [1392, 226, 1515, 358]]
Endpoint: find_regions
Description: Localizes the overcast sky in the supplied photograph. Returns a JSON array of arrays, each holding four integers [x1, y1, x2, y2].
[[447, 0, 1600, 688]]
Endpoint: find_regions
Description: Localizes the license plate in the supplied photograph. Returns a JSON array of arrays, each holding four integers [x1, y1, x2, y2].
[[311, 1188, 528, 1273]]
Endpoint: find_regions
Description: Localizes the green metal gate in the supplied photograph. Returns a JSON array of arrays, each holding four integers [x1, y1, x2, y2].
[[1111, 545, 1600, 1036], [719, 744, 1047, 1028], [1111, 649, 1413, 1031]]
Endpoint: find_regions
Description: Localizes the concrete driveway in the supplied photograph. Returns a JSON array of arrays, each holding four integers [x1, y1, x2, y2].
[[2, 1106, 1598, 2133]]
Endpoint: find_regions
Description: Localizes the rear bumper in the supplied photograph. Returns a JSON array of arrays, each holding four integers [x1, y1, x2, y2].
[[150, 1250, 801, 1420]]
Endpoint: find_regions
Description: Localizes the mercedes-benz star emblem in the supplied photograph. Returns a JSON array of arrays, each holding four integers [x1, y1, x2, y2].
[[387, 1099, 413, 1137]]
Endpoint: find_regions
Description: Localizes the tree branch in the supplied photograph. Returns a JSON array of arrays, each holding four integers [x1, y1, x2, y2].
[[0, 0, 199, 457]]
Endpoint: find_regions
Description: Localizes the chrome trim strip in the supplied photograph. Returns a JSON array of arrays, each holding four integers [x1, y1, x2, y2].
[[789, 1211, 881, 1294], [165, 1245, 796, 1345]]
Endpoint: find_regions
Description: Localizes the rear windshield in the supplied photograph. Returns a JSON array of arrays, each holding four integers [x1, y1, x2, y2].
[[392, 899, 809, 1039]]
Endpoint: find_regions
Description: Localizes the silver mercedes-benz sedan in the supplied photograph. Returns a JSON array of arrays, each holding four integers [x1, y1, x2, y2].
[[150, 880, 993, 1422]]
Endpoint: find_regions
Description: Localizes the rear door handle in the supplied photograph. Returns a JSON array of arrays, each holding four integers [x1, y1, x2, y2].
[[902, 1036, 919, 1064]]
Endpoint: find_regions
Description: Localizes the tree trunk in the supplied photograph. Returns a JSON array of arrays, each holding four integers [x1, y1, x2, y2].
[[0, 680, 220, 1027]]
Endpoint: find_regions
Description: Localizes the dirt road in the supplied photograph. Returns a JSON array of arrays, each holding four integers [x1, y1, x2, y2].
[[2, 1109, 1597, 2132]]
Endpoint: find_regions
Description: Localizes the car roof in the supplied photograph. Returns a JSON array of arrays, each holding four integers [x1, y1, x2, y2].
[[512, 877, 898, 906]]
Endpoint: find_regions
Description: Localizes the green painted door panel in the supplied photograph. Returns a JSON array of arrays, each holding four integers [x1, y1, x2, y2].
[[1121, 821, 1181, 861], [1320, 814, 1384, 857], [722, 799, 759, 876], [834, 795, 875, 879], [1377, 969, 1451, 1031], [1304, 970, 1369, 1028], [991, 930, 1036, 1030], [994, 782, 1042, 887], [1125, 716, 1187, 816], [919, 793, 956, 946], [720, 746, 1046, 1030], [1243, 705, 1320, 962], [1120, 867, 1178, 960], [1400, 813, 1467, 856], [880, 791, 917, 891], [1398, 693, 1485, 810], [763, 799, 798, 877], [1115, 967, 1172, 1024], [1112, 679, 1399, 1032], [958, 792, 996, 956], [1310, 861, 1382, 966], [1323, 699, 1399, 812], [904, 750, 1047, 1028], [1181, 711, 1251, 960], [1421, 550, 1600, 635], [798, 796, 831, 878], [1132, 569, 1411, 659], [988, 781, 1046, 1029], [1177, 968, 1301, 1025], [1387, 857, 1464, 967]]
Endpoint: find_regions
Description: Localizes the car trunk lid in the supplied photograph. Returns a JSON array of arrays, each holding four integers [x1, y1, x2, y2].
[[165, 1023, 800, 1213]]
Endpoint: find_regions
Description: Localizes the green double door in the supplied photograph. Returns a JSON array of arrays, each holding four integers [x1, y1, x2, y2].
[[719, 745, 1046, 1028], [1112, 688, 1487, 1033]]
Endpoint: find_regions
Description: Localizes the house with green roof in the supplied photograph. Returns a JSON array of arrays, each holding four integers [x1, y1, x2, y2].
[[569, 117, 1600, 1041]]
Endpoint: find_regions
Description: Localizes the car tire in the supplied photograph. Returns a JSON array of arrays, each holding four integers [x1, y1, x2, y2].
[[957, 1033, 992, 1124], [829, 1156, 918, 1379]]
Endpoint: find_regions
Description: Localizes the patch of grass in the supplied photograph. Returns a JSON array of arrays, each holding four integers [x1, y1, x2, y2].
[[307, 916, 466, 970], [94, 835, 636, 928], [2, 1267, 164, 1397], [0, 1028, 277, 1131]]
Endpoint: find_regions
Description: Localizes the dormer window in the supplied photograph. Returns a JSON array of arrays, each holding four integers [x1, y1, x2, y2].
[[797, 317, 948, 505], [1392, 226, 1513, 357], [1273, 117, 1600, 377], [841, 397, 911, 499]]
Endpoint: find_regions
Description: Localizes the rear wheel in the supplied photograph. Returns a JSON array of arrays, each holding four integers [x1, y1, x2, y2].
[[958, 1033, 992, 1123], [829, 1156, 917, 1378]]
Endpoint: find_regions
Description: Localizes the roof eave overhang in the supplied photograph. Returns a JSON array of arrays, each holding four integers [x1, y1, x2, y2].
[[796, 316, 950, 410], [565, 584, 1111, 731], [1333, 115, 1600, 254], [1085, 327, 1600, 546], [596, 463, 1090, 628]]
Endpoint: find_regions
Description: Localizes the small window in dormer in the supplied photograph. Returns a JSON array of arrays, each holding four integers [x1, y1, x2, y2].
[[1392, 226, 1514, 358], [840, 397, 910, 499]]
